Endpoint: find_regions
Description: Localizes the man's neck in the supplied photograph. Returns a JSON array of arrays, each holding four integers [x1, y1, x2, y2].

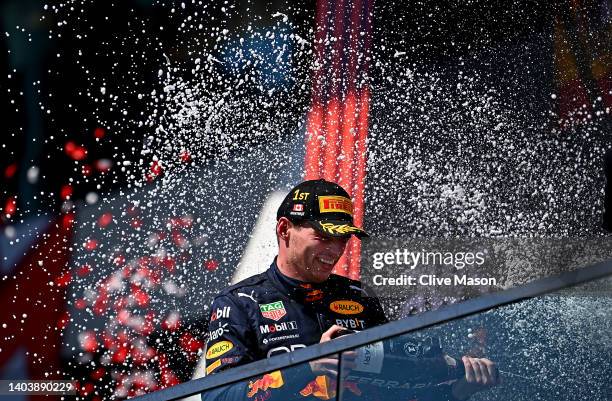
[[275, 255, 307, 282]]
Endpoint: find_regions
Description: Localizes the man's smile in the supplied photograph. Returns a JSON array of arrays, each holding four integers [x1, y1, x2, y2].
[[316, 256, 336, 266]]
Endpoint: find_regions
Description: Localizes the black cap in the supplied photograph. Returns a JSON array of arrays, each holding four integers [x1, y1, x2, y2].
[[277, 179, 368, 238]]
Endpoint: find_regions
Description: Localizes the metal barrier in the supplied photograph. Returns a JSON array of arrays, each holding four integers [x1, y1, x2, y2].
[[133, 259, 612, 401]]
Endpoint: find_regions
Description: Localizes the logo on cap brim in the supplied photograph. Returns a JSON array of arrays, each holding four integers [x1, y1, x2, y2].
[[313, 221, 368, 238]]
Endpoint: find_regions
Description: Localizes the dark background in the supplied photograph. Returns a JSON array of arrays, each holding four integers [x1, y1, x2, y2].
[[1, 1, 611, 400]]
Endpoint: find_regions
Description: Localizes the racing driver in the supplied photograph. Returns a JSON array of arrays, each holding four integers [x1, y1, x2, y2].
[[200, 179, 498, 401]]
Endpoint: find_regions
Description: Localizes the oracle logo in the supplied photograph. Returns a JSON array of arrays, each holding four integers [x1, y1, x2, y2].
[[266, 344, 306, 358]]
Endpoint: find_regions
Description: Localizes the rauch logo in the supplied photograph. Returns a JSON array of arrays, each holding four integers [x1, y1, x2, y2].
[[330, 300, 364, 315], [206, 340, 234, 359]]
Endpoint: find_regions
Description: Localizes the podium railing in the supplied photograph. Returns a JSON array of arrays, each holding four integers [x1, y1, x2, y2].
[[133, 259, 612, 401]]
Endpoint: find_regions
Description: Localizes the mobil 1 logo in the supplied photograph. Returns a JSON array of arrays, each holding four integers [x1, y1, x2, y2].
[[259, 320, 298, 334]]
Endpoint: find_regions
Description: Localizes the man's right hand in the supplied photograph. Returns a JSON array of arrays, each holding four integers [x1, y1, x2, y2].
[[309, 325, 357, 378]]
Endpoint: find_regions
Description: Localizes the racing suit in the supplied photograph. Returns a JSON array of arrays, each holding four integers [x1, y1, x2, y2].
[[201, 259, 458, 401]]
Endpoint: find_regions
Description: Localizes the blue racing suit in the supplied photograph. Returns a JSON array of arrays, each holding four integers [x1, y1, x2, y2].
[[200, 259, 459, 401]]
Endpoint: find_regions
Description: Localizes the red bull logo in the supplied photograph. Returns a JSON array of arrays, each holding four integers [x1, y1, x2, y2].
[[300, 375, 334, 399], [247, 370, 284, 398], [305, 289, 324, 302], [300, 376, 362, 398]]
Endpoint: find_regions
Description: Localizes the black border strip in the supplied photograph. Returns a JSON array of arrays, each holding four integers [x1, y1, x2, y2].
[[134, 259, 612, 401]]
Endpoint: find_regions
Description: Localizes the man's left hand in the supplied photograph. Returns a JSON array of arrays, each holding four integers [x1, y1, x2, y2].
[[451, 356, 500, 400]]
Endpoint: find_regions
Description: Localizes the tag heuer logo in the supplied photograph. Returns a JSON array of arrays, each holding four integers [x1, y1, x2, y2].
[[259, 301, 287, 321]]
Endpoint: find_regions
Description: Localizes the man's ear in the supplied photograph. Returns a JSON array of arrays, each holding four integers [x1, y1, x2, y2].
[[276, 217, 291, 242]]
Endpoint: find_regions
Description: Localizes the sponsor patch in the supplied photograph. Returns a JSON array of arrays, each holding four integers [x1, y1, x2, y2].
[[206, 359, 222, 375], [266, 344, 306, 358], [211, 306, 231, 321], [238, 290, 257, 303], [221, 356, 241, 364], [259, 301, 286, 321], [336, 318, 366, 330], [247, 371, 284, 398], [206, 340, 234, 359], [259, 320, 297, 334], [299, 375, 332, 398], [319, 196, 353, 215], [305, 289, 324, 302], [262, 333, 300, 344], [330, 300, 364, 315], [319, 223, 362, 236], [292, 204, 304, 212], [207, 323, 229, 342]]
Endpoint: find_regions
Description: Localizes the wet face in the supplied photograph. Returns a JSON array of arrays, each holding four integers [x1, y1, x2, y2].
[[286, 222, 349, 283]]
